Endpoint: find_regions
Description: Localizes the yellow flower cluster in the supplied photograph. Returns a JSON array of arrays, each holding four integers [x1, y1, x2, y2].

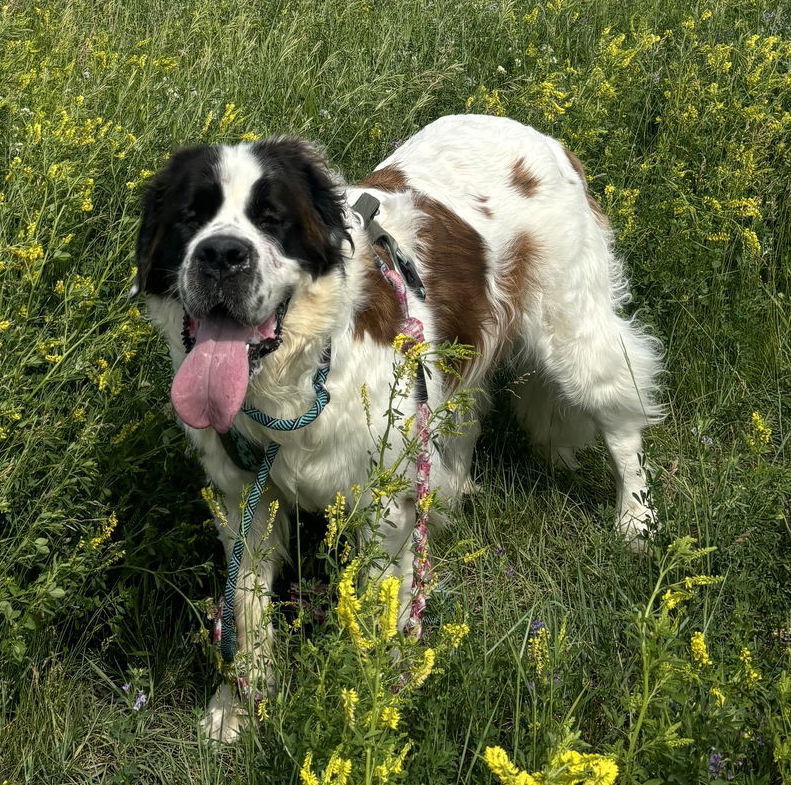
[[463, 545, 490, 563], [408, 647, 435, 689], [378, 576, 400, 640], [528, 626, 550, 677], [378, 705, 400, 730], [710, 687, 726, 707], [87, 512, 118, 550], [299, 751, 352, 785], [690, 631, 713, 666], [745, 411, 772, 454], [337, 558, 371, 652], [484, 746, 619, 785], [739, 647, 762, 686], [465, 85, 507, 116], [324, 491, 346, 548], [373, 742, 411, 783], [442, 623, 470, 649], [200, 485, 228, 527], [340, 687, 358, 725]]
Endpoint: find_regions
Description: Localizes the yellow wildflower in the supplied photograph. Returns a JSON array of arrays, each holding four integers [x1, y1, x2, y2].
[[409, 647, 435, 688], [741, 229, 761, 257], [739, 647, 762, 686], [710, 687, 726, 707], [256, 698, 268, 721], [200, 485, 228, 527], [442, 622, 470, 649], [690, 631, 713, 666], [463, 545, 489, 563], [528, 626, 550, 676], [552, 750, 619, 785], [379, 705, 400, 730], [378, 576, 401, 640], [240, 131, 261, 142], [337, 559, 371, 651], [373, 742, 411, 783], [299, 752, 320, 785], [745, 411, 772, 453], [360, 382, 372, 426], [322, 752, 352, 785], [683, 575, 722, 590], [661, 589, 688, 612], [483, 746, 541, 785], [88, 512, 118, 550], [340, 687, 358, 725], [324, 491, 346, 547], [219, 103, 240, 132]]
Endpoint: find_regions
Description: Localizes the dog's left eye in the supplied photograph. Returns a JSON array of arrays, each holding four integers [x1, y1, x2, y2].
[[257, 210, 284, 229]]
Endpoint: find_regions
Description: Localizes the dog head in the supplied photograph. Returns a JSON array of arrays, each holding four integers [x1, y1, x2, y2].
[[135, 138, 349, 432]]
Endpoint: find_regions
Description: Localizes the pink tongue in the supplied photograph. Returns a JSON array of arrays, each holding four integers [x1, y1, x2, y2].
[[171, 317, 252, 433]]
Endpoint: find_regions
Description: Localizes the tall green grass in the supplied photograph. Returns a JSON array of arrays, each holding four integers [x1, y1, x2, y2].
[[0, 0, 789, 782]]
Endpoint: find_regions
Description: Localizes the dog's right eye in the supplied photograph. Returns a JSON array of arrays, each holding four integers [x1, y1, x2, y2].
[[257, 208, 284, 230]]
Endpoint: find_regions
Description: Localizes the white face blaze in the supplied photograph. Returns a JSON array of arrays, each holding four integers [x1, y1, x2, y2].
[[179, 144, 302, 326]]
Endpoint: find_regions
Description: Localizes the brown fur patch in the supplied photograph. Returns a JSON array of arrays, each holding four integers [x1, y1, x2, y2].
[[500, 232, 540, 340], [352, 247, 401, 345], [414, 194, 491, 358], [563, 147, 587, 183], [352, 165, 410, 345], [474, 194, 493, 218], [563, 147, 609, 227], [358, 164, 409, 192], [510, 158, 541, 198]]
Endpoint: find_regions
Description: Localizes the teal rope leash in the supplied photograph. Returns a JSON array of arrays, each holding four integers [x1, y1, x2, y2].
[[219, 344, 331, 663]]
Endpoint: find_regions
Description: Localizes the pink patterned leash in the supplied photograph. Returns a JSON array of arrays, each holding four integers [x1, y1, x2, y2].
[[374, 253, 433, 639]]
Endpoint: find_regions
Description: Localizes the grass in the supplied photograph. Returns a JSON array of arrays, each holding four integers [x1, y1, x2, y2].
[[0, 0, 789, 782]]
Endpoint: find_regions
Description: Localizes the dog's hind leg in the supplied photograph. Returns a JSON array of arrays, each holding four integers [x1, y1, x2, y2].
[[509, 371, 596, 470], [510, 209, 663, 547]]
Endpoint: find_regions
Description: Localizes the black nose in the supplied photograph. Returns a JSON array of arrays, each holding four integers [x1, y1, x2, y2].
[[193, 235, 252, 280]]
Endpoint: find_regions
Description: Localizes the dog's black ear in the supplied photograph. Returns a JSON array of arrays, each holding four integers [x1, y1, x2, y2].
[[134, 173, 168, 295], [255, 138, 351, 277], [133, 146, 219, 296]]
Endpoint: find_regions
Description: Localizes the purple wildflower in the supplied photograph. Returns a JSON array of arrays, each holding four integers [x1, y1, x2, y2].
[[133, 689, 148, 711], [691, 426, 698, 436], [505, 567, 515, 578], [121, 682, 131, 692], [495, 546, 507, 557], [709, 751, 724, 777], [530, 620, 545, 636], [701, 435, 714, 446]]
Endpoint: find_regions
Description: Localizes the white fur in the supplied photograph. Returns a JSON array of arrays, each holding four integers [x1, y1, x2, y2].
[[147, 115, 663, 741]]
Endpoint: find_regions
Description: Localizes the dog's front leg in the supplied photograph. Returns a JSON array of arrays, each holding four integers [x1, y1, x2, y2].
[[201, 486, 288, 743], [368, 496, 417, 627]]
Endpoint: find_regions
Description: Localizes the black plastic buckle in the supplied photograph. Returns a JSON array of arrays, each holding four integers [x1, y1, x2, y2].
[[352, 193, 427, 301]]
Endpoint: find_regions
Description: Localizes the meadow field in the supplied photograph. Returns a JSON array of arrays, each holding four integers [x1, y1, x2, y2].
[[0, 0, 789, 782]]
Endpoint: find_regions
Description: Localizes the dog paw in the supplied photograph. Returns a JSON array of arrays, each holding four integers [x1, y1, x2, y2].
[[553, 447, 580, 471], [618, 501, 657, 554], [199, 683, 249, 744], [462, 475, 481, 495]]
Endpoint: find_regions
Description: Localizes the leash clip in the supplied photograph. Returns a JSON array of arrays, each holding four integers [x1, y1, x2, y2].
[[352, 192, 427, 301]]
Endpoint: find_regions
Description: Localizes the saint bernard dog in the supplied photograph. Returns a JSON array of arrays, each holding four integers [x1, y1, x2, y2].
[[135, 114, 663, 740]]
